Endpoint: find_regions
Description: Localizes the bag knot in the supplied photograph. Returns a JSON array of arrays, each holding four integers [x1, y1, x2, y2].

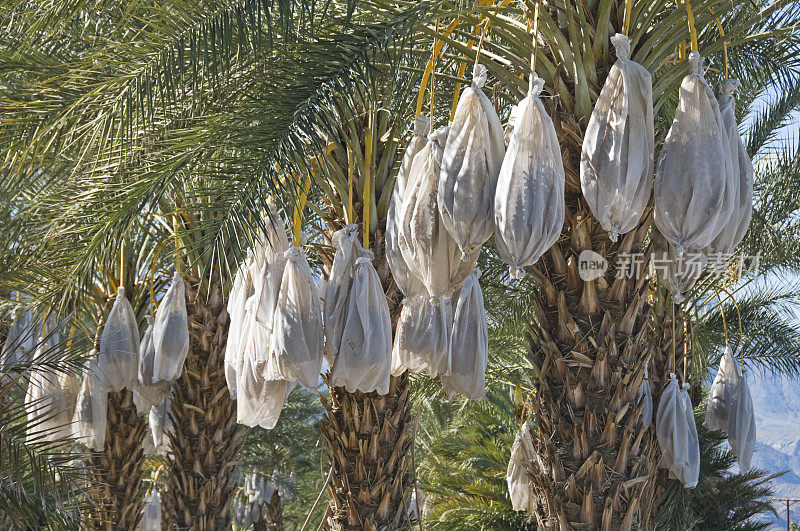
[[528, 74, 544, 97], [509, 265, 526, 279], [688, 52, 704, 76], [472, 63, 488, 89], [610, 33, 631, 60], [720, 78, 740, 96], [413, 115, 431, 137]]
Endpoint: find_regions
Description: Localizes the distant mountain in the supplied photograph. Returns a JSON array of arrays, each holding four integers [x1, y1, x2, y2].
[[747, 370, 800, 529]]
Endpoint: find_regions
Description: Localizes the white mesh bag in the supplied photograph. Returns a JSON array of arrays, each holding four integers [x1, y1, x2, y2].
[[151, 273, 189, 383], [26, 329, 79, 444], [135, 315, 171, 415], [581, 34, 654, 242], [254, 205, 291, 332], [1, 307, 38, 370], [651, 229, 706, 304], [507, 421, 537, 512], [494, 74, 565, 279], [237, 296, 292, 429], [704, 346, 740, 431], [441, 269, 488, 400], [727, 370, 755, 472], [704, 79, 754, 255], [439, 63, 506, 260], [400, 125, 478, 298], [330, 250, 392, 394], [656, 374, 700, 488], [323, 224, 359, 363], [137, 490, 162, 531], [269, 246, 323, 390], [99, 287, 140, 392], [391, 295, 453, 378], [386, 116, 430, 299], [654, 52, 735, 253], [225, 251, 254, 399], [253, 258, 288, 373], [637, 367, 654, 427], [148, 395, 172, 455], [71, 352, 108, 451]]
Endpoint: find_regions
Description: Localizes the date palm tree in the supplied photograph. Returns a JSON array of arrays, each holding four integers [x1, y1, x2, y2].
[[1, 0, 799, 529]]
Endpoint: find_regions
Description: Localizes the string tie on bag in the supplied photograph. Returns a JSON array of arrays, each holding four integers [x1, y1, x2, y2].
[[117, 286, 126, 298], [682, 382, 690, 391], [284, 246, 302, 261], [528, 75, 544, 98], [334, 224, 359, 247], [429, 125, 449, 146], [688, 52, 703, 76], [609, 229, 620, 242], [355, 253, 374, 266], [510, 265, 527, 279], [474, 267, 482, 279], [720, 78, 740, 96], [414, 115, 431, 137], [610, 33, 631, 60], [472, 64, 488, 89]]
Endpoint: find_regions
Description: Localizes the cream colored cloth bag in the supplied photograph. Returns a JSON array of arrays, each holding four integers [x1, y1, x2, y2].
[[72, 352, 108, 451], [656, 375, 700, 488], [323, 224, 359, 363], [728, 371, 756, 472], [581, 34, 653, 242], [507, 421, 537, 512], [704, 346, 740, 431], [330, 251, 392, 394], [269, 246, 323, 390], [439, 64, 505, 260], [494, 74, 564, 279], [704, 79, 754, 255], [441, 269, 488, 400], [655, 52, 735, 253], [392, 296, 452, 378], [387, 116, 430, 299], [99, 287, 140, 391], [151, 274, 189, 383]]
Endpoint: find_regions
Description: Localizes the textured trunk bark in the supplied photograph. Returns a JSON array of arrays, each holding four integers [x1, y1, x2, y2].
[[90, 388, 147, 529], [320, 373, 414, 530], [163, 274, 239, 530], [525, 207, 659, 529], [319, 232, 414, 530]]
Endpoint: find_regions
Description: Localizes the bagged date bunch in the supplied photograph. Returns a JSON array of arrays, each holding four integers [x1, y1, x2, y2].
[[656, 374, 700, 487], [439, 63, 505, 260], [441, 269, 488, 400], [507, 421, 537, 512], [581, 34, 654, 242], [329, 250, 392, 394], [655, 52, 735, 253], [98, 287, 140, 391], [151, 274, 189, 383], [494, 74, 564, 279]]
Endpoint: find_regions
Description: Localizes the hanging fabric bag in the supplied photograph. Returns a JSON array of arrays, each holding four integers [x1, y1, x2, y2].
[[494, 74, 565, 278], [439, 63, 505, 260], [581, 33, 654, 242]]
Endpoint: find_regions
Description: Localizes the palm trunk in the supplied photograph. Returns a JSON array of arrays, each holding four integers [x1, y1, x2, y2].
[[320, 373, 414, 530], [319, 233, 415, 530], [525, 207, 659, 529], [163, 274, 239, 530], [90, 388, 147, 529]]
